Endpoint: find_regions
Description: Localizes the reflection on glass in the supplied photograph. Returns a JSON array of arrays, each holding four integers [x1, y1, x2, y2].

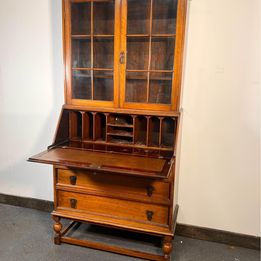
[[93, 71, 113, 101], [94, 1, 114, 35], [127, 38, 149, 69], [126, 72, 147, 103], [151, 38, 175, 70], [71, 3, 91, 35], [149, 72, 172, 104], [72, 39, 91, 68], [152, 0, 177, 34], [72, 70, 91, 99], [94, 38, 114, 68], [127, 0, 150, 35]]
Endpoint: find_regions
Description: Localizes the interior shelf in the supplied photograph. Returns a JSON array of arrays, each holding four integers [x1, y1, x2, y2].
[[72, 35, 114, 38], [126, 76, 172, 81], [65, 110, 176, 153], [107, 132, 133, 137], [72, 68, 114, 71], [127, 34, 176, 38], [107, 123, 134, 128]]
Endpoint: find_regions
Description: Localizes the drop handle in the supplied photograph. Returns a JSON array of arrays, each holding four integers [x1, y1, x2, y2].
[[70, 176, 77, 185], [119, 51, 125, 64], [146, 210, 154, 221], [70, 198, 77, 209], [146, 185, 155, 197]]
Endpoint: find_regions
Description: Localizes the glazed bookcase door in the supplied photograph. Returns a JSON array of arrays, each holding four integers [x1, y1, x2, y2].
[[64, 0, 120, 107], [120, 0, 184, 111]]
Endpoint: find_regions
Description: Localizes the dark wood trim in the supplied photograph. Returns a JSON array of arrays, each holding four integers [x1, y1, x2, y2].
[[176, 223, 260, 251], [0, 193, 54, 213], [0, 193, 259, 250]]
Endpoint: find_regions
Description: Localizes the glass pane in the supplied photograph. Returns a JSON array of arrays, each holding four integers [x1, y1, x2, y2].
[[72, 70, 91, 99], [149, 73, 172, 104], [72, 39, 91, 68], [93, 71, 113, 101], [127, 0, 150, 34], [152, 0, 178, 34], [71, 3, 91, 35], [151, 38, 175, 70], [126, 72, 147, 103], [127, 38, 149, 69], [94, 38, 114, 68], [94, 1, 114, 35]]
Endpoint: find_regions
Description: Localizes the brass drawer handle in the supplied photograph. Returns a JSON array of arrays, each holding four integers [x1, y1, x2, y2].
[[70, 176, 77, 185], [70, 198, 77, 209], [146, 210, 154, 221], [147, 185, 155, 197]]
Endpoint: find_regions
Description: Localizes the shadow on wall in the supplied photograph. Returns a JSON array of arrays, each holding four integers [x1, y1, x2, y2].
[[0, 0, 64, 201]]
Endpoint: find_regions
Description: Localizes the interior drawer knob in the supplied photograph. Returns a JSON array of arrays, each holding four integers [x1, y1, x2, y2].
[[70, 198, 77, 209], [146, 210, 154, 221], [70, 175, 77, 185], [146, 185, 155, 197]]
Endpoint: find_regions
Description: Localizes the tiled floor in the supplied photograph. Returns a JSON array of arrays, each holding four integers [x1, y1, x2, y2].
[[0, 204, 259, 261]]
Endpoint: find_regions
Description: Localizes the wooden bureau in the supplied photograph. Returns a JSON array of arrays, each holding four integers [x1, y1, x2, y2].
[[29, 0, 187, 260]]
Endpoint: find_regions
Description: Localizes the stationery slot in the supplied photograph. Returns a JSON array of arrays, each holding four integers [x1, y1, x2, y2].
[[134, 116, 147, 146], [149, 117, 160, 147], [69, 111, 82, 140], [94, 113, 106, 141], [161, 118, 176, 148], [82, 112, 93, 141]]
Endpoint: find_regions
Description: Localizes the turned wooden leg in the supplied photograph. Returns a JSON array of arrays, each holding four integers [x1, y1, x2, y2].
[[53, 216, 62, 245], [162, 236, 173, 260]]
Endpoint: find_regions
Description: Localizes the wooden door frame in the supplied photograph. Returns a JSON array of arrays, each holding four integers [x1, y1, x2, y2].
[[119, 0, 187, 111], [63, 0, 121, 108]]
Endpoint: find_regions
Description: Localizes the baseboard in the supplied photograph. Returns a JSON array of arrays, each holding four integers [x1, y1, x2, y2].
[[0, 193, 53, 212], [0, 193, 259, 250], [176, 223, 260, 251]]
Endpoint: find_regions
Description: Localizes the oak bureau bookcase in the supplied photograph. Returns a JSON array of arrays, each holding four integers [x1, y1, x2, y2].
[[29, 0, 187, 260]]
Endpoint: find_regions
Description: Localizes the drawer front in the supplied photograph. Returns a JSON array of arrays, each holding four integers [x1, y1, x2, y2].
[[57, 190, 169, 225], [57, 169, 170, 202]]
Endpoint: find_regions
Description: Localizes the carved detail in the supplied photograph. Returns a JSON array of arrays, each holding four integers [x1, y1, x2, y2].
[[162, 236, 173, 260], [52, 216, 62, 245]]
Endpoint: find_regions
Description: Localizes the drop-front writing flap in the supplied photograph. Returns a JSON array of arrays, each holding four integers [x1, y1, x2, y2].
[[28, 148, 172, 179]]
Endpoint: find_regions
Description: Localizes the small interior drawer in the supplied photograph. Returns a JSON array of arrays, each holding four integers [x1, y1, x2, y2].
[[57, 169, 170, 203], [57, 190, 169, 225]]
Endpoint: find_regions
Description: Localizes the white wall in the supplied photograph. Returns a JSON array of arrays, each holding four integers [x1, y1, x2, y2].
[[0, 0, 63, 199], [177, 0, 260, 236], [0, 0, 260, 236]]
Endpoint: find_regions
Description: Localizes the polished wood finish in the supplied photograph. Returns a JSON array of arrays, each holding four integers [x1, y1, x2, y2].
[[60, 233, 166, 261], [57, 169, 170, 204], [29, 0, 187, 259], [57, 190, 169, 224]]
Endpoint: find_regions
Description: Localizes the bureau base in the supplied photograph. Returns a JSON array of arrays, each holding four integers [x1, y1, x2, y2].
[[52, 205, 179, 261]]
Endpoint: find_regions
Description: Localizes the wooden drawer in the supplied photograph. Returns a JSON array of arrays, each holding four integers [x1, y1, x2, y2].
[[56, 169, 170, 203], [57, 190, 169, 225]]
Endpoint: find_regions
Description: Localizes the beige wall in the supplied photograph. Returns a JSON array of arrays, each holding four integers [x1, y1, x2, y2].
[[0, 0, 260, 236], [177, 0, 260, 236]]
